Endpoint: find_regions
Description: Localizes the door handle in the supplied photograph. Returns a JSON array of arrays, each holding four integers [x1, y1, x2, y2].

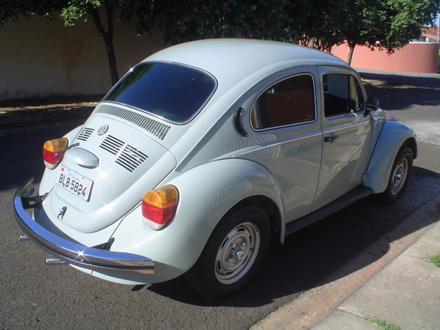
[[324, 134, 338, 143]]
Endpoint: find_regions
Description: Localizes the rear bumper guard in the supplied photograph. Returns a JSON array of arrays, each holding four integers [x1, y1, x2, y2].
[[13, 178, 154, 275]]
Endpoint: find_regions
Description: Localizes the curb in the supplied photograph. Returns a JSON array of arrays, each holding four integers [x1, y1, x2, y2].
[[251, 193, 440, 329]]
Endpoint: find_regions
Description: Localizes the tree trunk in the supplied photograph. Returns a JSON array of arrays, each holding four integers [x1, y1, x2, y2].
[[90, 4, 119, 86], [347, 41, 356, 65]]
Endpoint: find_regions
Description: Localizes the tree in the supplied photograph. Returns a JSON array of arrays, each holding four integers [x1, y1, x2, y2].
[[0, 0, 126, 86], [303, 0, 440, 64], [298, 0, 346, 51], [62, 0, 124, 86], [62, 0, 165, 85], [380, 0, 440, 51]]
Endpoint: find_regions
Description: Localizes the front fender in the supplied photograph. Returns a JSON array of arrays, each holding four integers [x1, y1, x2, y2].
[[365, 120, 417, 193], [109, 158, 284, 282]]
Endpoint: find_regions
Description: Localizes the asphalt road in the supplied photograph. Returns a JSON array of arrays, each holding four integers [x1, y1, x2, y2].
[[1, 72, 439, 329]]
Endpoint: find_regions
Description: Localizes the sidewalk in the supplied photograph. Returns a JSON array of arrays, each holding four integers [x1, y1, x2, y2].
[[252, 194, 440, 330], [313, 219, 440, 330]]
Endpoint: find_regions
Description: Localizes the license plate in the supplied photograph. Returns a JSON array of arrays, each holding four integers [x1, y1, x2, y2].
[[57, 166, 93, 201]]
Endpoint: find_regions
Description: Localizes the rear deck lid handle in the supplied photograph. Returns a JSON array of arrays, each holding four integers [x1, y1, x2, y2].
[[64, 147, 99, 168]]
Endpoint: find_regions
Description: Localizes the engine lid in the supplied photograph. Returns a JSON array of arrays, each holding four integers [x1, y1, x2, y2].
[[43, 107, 177, 233]]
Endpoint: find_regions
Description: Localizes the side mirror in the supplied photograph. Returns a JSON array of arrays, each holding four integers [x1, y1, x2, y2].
[[364, 98, 380, 117]]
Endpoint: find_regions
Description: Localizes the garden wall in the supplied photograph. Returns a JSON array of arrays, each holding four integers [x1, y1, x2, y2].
[[0, 15, 164, 101], [332, 42, 440, 74]]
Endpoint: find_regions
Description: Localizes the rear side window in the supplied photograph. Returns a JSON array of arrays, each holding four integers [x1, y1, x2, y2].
[[323, 74, 364, 117], [104, 62, 216, 123], [251, 74, 315, 130]]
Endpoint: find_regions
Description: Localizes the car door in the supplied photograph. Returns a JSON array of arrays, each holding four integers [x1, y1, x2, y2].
[[241, 70, 323, 222], [312, 67, 373, 211]]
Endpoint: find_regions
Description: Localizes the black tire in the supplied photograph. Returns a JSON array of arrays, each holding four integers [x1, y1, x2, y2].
[[185, 205, 271, 300], [376, 146, 413, 204]]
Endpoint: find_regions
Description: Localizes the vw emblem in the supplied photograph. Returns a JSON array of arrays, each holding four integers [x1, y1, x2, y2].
[[97, 124, 109, 136]]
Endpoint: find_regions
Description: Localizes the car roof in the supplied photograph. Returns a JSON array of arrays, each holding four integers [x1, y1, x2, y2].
[[144, 39, 349, 84]]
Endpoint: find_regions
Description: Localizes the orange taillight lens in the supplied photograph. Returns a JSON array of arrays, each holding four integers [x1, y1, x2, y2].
[[43, 138, 68, 169], [142, 185, 179, 229]]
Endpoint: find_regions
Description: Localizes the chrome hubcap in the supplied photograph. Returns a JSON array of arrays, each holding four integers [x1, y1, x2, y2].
[[215, 222, 260, 285], [390, 157, 408, 195]]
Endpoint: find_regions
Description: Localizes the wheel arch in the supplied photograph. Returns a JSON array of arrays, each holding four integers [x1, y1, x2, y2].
[[402, 136, 417, 159], [365, 120, 417, 193], [168, 159, 286, 252], [223, 195, 282, 243]]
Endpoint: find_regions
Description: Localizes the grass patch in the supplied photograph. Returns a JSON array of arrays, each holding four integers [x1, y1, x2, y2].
[[365, 316, 401, 330], [362, 80, 374, 89], [427, 254, 440, 268]]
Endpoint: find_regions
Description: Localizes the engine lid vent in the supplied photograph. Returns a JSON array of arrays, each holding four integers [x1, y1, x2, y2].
[[116, 145, 148, 172], [95, 106, 171, 140], [75, 127, 94, 142], [99, 135, 124, 155]]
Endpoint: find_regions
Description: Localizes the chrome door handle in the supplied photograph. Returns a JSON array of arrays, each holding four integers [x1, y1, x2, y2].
[[324, 135, 338, 143]]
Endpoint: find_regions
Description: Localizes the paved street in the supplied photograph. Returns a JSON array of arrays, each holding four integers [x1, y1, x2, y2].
[[1, 72, 439, 329]]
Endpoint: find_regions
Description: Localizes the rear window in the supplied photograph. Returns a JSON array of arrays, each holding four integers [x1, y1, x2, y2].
[[104, 62, 216, 123]]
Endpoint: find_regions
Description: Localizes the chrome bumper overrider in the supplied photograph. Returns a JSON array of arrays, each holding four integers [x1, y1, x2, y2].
[[13, 178, 154, 275]]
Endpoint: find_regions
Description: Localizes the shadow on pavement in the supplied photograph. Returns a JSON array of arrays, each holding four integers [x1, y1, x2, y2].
[[148, 166, 440, 307], [0, 106, 94, 190], [359, 72, 440, 111]]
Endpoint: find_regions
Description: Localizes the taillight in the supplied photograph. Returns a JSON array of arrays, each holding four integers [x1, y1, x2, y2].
[[142, 185, 179, 230], [43, 138, 68, 169]]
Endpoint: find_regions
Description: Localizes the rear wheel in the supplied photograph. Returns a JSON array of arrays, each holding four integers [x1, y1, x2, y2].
[[377, 146, 413, 204], [186, 206, 271, 300]]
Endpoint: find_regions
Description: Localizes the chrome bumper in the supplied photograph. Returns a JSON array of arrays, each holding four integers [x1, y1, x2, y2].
[[13, 178, 154, 275]]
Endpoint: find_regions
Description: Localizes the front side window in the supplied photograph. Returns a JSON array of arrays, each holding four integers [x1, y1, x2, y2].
[[104, 62, 216, 123], [323, 74, 364, 117], [251, 74, 315, 130]]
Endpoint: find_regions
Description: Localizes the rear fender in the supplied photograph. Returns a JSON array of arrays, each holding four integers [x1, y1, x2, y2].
[[365, 120, 417, 193], [110, 158, 284, 279]]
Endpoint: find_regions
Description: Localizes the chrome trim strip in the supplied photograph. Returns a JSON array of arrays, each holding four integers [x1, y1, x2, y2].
[[13, 179, 154, 274]]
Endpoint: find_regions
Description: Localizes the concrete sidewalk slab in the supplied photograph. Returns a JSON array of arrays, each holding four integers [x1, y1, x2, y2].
[[313, 220, 440, 330]]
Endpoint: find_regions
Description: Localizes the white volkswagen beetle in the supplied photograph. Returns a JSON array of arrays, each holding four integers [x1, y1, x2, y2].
[[14, 39, 416, 299]]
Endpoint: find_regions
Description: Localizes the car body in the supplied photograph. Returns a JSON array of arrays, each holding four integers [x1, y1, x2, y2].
[[14, 39, 417, 299]]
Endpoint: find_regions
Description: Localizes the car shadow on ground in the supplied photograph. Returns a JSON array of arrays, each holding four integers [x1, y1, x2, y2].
[[359, 72, 440, 111], [148, 166, 440, 307], [0, 107, 94, 191]]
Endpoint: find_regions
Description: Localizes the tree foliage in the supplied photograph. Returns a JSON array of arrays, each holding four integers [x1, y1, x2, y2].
[[301, 0, 440, 64], [137, 0, 438, 64], [0, 0, 65, 25], [128, 0, 312, 44], [176, 0, 293, 40]]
